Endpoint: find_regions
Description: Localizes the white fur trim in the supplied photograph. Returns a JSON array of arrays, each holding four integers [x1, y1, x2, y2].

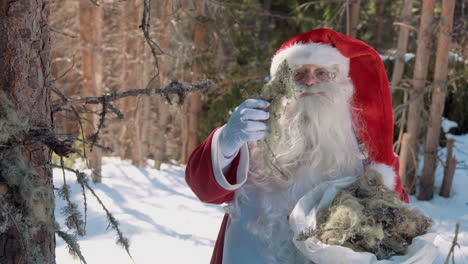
[[211, 126, 249, 190], [270, 42, 350, 78], [369, 163, 396, 190]]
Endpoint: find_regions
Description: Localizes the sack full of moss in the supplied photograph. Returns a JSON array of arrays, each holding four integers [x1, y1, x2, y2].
[[288, 169, 438, 264]]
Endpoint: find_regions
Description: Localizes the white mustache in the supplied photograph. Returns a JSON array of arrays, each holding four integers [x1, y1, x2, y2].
[[295, 82, 337, 93]]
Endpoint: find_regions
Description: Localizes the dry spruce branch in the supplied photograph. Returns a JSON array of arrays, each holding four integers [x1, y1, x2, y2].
[[52, 80, 216, 112]]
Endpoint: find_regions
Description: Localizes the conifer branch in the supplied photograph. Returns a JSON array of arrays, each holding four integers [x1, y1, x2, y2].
[[51, 164, 133, 260], [56, 228, 88, 264]]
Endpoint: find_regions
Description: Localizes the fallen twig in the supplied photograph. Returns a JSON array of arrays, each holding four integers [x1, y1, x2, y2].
[[445, 222, 461, 264]]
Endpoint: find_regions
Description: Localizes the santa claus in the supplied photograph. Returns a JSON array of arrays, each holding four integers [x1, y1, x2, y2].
[[185, 28, 409, 264]]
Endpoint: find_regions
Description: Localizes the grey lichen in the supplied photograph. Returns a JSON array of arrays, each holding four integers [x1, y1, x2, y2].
[[260, 60, 295, 148], [0, 202, 48, 264], [0, 92, 30, 144], [299, 169, 433, 260], [0, 92, 53, 263], [258, 60, 295, 177], [56, 224, 88, 264]]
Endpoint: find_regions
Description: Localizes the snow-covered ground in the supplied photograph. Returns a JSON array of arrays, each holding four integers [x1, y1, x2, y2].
[[55, 135, 468, 264], [54, 158, 224, 264]]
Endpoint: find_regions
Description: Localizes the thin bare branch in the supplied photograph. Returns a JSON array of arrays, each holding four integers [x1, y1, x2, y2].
[[52, 80, 216, 111]]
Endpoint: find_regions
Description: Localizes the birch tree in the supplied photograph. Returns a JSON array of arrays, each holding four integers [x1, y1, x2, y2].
[[419, 0, 457, 200], [400, 0, 435, 194]]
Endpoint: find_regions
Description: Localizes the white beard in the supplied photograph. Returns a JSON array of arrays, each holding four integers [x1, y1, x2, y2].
[[248, 76, 366, 190]]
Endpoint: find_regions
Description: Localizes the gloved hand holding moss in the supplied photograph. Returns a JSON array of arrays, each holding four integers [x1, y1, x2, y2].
[[218, 99, 270, 158]]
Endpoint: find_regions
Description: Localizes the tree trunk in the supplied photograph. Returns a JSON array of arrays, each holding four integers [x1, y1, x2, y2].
[[419, 0, 456, 201], [182, 3, 206, 163], [400, 0, 435, 194], [391, 0, 414, 155], [79, 1, 104, 182], [153, 0, 173, 170], [50, 0, 82, 137], [120, 0, 146, 165], [0, 0, 55, 263], [439, 138, 456, 197], [398, 133, 414, 193], [390, 0, 414, 91], [349, 0, 361, 38], [101, 3, 125, 153], [374, 0, 386, 51]]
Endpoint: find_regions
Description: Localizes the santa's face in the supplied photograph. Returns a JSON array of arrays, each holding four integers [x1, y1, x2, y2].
[[271, 63, 362, 180], [291, 63, 352, 103]]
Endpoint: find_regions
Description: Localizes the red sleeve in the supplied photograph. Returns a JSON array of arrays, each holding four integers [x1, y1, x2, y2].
[[392, 152, 410, 203], [185, 127, 241, 204]]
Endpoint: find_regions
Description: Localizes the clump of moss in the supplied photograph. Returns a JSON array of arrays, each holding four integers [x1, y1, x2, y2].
[[257, 60, 295, 178], [0, 92, 29, 144], [260, 60, 295, 149], [300, 169, 433, 260]]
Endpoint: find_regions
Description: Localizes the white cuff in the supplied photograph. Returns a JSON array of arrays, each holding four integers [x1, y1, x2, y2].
[[211, 126, 249, 190], [369, 163, 396, 190]]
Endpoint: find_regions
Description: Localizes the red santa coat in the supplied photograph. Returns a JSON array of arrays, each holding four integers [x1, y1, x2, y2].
[[185, 127, 409, 264]]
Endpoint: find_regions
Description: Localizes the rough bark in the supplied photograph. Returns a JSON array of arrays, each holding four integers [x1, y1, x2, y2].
[[401, 0, 435, 194], [419, 0, 457, 200], [391, 0, 414, 91], [79, 1, 103, 181], [0, 0, 55, 263]]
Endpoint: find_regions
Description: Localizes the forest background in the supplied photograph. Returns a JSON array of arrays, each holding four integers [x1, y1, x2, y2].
[[50, 0, 468, 179]]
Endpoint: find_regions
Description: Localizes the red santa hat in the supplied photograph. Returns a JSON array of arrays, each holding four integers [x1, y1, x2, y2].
[[271, 28, 409, 202]]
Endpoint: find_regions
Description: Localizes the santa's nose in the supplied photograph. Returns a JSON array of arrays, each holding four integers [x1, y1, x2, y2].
[[303, 75, 318, 86]]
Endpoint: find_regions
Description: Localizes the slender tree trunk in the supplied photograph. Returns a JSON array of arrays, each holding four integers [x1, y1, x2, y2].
[[120, 0, 146, 165], [79, 1, 103, 181], [101, 3, 126, 152], [349, 0, 361, 38], [374, 0, 386, 51], [183, 3, 206, 163], [0, 0, 55, 263], [392, 0, 414, 156], [50, 0, 82, 137], [390, 0, 414, 91], [400, 0, 435, 194], [419, 0, 456, 200], [153, 0, 173, 170], [439, 138, 456, 197]]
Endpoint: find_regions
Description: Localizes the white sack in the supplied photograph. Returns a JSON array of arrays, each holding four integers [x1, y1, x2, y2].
[[289, 176, 438, 264]]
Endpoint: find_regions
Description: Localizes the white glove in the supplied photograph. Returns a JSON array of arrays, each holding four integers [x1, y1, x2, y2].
[[219, 99, 270, 157]]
